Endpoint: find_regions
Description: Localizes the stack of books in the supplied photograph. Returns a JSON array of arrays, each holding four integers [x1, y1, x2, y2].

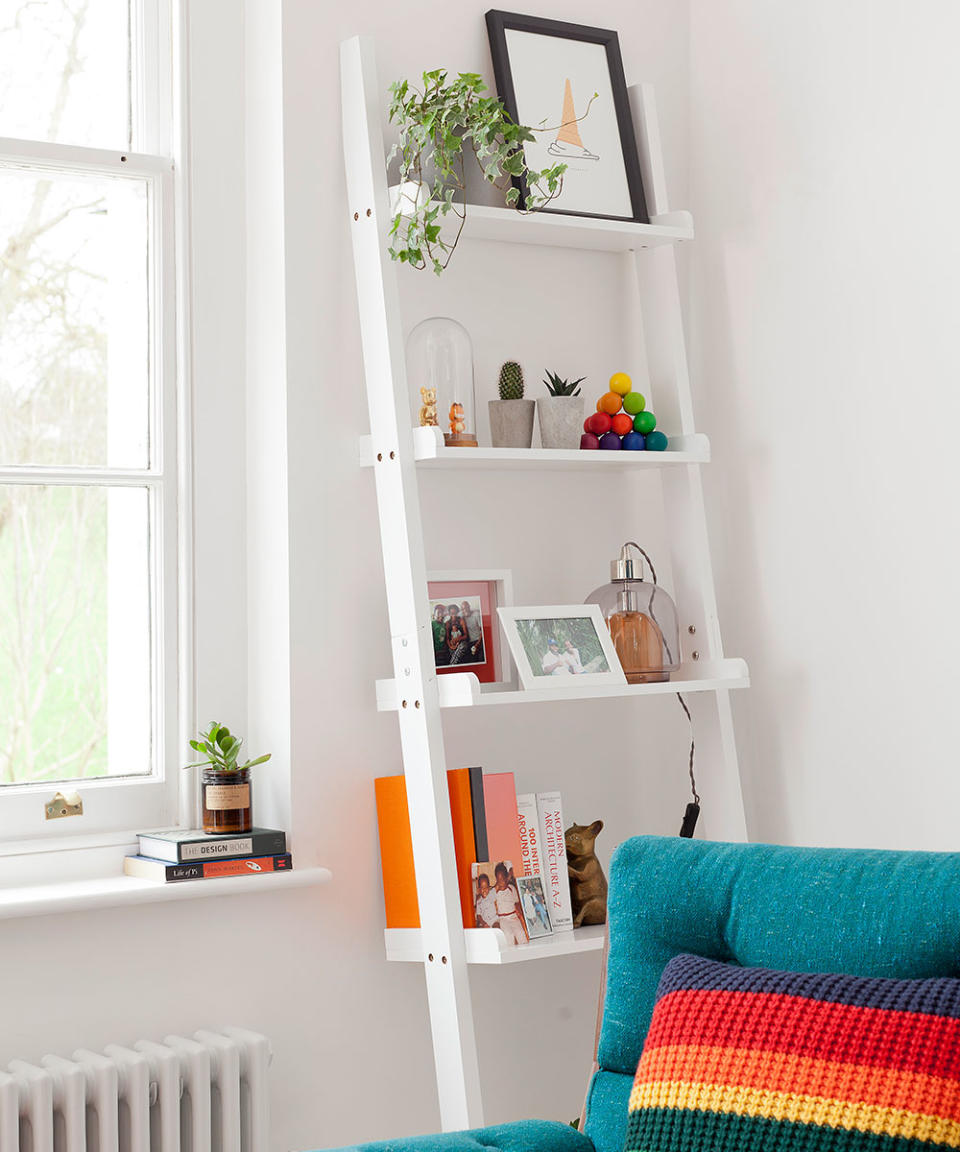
[[124, 827, 290, 883], [374, 769, 574, 944]]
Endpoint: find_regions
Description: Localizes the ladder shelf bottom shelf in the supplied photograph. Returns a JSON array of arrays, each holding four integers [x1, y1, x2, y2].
[[377, 659, 749, 712], [385, 924, 607, 965], [360, 428, 709, 470]]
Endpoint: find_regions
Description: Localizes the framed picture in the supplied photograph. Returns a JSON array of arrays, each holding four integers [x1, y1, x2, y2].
[[497, 604, 627, 690], [485, 10, 649, 223], [427, 570, 513, 685]]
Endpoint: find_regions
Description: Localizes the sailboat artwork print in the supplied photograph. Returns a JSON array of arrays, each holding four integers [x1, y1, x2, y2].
[[486, 11, 648, 223], [548, 78, 600, 162]]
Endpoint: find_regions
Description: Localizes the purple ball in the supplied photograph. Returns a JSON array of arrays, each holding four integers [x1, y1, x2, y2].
[[580, 432, 601, 450], [599, 431, 622, 450], [622, 431, 646, 451]]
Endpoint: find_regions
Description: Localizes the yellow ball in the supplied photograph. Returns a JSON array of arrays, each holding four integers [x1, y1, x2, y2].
[[609, 372, 632, 396]]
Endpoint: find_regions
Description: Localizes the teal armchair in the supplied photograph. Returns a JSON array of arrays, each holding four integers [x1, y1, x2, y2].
[[325, 835, 960, 1152]]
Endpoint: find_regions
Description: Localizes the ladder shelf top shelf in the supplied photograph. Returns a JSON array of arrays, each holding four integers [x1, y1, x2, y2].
[[376, 659, 749, 712], [385, 924, 607, 965], [360, 428, 710, 470], [459, 204, 694, 253]]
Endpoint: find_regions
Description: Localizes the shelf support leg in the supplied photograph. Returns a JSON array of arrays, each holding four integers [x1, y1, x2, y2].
[[340, 35, 483, 1129]]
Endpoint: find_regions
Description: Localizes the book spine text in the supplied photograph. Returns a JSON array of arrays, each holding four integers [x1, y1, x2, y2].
[[516, 793, 542, 878], [536, 792, 573, 931]]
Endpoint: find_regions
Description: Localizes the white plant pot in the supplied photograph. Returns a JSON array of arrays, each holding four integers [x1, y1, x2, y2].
[[537, 395, 585, 449], [488, 399, 535, 449], [388, 180, 431, 218]]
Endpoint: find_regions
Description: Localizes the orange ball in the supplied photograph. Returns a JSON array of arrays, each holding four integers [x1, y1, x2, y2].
[[597, 392, 622, 416], [611, 412, 633, 437]]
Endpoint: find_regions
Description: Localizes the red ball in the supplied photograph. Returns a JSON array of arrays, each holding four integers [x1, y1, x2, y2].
[[611, 412, 633, 437], [583, 417, 593, 433], [599, 431, 622, 450], [588, 411, 613, 436], [580, 432, 601, 450]]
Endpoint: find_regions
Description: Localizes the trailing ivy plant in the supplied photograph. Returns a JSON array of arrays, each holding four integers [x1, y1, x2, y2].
[[387, 70, 570, 275]]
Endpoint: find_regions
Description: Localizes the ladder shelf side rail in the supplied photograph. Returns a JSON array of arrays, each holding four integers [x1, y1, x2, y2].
[[341, 35, 483, 1131]]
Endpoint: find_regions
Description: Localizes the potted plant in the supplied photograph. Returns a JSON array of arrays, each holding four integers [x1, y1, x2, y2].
[[489, 360, 535, 448], [537, 371, 586, 449], [185, 722, 271, 835], [387, 70, 569, 275]]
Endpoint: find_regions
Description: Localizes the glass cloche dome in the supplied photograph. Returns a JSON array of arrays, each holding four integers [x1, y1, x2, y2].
[[406, 317, 477, 448]]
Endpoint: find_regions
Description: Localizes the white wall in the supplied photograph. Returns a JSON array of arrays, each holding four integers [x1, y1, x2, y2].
[[13, 2, 958, 1149], [0, 4, 696, 1152], [688, 1, 960, 849]]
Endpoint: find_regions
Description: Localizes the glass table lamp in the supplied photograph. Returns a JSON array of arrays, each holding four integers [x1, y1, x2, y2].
[[585, 542, 680, 683], [406, 316, 478, 447]]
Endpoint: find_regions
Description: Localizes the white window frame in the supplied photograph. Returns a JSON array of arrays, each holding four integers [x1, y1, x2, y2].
[[0, 0, 183, 845]]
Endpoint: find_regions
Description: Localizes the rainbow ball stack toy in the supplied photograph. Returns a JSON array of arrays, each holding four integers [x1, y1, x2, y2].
[[580, 373, 669, 452]]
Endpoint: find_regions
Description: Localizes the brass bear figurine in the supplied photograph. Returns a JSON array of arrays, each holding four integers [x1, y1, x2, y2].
[[566, 820, 607, 928], [419, 386, 438, 427]]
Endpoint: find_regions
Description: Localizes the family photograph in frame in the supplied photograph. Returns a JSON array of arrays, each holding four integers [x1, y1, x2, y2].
[[486, 10, 649, 222], [427, 570, 513, 685]]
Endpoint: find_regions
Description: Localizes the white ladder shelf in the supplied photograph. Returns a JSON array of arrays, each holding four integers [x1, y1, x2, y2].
[[340, 34, 748, 1133]]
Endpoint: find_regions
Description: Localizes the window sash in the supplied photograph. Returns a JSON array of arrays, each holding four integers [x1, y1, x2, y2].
[[0, 142, 179, 841]]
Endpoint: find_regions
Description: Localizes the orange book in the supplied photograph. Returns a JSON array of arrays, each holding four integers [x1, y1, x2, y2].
[[375, 775, 420, 929], [374, 769, 484, 929], [482, 772, 524, 879], [446, 767, 477, 928]]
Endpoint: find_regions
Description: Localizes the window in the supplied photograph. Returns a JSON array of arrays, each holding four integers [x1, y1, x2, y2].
[[0, 0, 179, 841]]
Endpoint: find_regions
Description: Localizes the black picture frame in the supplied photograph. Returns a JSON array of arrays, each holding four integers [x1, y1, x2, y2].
[[485, 10, 649, 224]]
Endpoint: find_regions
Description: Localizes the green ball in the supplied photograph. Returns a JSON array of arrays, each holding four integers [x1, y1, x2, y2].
[[622, 391, 646, 416], [633, 410, 656, 435], [645, 430, 668, 451]]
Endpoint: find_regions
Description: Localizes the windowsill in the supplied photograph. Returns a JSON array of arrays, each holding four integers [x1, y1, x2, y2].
[[0, 831, 331, 920], [0, 864, 332, 921]]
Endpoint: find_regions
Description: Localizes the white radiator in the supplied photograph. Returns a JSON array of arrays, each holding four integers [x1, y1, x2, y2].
[[0, 1029, 270, 1152]]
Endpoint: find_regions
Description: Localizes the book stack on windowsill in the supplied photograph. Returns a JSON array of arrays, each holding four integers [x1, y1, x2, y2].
[[124, 827, 290, 883]]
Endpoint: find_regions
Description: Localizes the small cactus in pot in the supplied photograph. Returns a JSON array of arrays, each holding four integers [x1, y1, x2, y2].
[[498, 360, 525, 400], [489, 359, 535, 448]]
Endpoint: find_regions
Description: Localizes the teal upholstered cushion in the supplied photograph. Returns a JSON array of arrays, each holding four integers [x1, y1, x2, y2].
[[582, 836, 960, 1152], [322, 1119, 595, 1152]]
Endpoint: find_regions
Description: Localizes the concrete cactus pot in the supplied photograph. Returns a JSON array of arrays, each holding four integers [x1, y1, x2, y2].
[[537, 395, 585, 449], [488, 399, 535, 448]]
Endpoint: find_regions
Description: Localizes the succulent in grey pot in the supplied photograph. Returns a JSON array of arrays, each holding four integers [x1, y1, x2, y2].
[[488, 361, 535, 448], [537, 371, 585, 449]]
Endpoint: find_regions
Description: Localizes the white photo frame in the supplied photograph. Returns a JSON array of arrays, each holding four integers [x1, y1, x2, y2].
[[497, 604, 626, 690]]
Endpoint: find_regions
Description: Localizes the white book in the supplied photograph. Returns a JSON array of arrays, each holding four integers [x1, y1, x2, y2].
[[536, 791, 573, 932], [516, 793, 542, 878]]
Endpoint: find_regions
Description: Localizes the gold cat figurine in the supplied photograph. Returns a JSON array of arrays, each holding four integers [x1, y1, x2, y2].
[[565, 820, 607, 928]]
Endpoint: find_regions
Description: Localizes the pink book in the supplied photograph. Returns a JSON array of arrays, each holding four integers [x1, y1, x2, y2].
[[482, 772, 524, 880]]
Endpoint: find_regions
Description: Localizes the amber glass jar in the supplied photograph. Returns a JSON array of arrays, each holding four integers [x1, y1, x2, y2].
[[202, 767, 252, 834]]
